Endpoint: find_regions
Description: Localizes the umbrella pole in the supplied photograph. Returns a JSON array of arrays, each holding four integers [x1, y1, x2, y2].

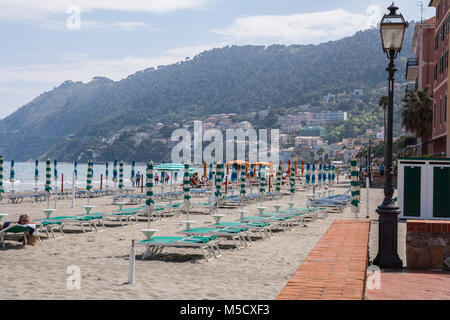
[[71, 171, 75, 209]]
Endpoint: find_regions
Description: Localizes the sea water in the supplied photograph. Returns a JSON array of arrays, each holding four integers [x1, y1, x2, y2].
[[0, 162, 204, 192]]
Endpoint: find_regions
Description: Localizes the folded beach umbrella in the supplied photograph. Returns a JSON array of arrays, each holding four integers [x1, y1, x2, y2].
[[301, 161, 304, 176], [119, 161, 124, 190], [332, 165, 336, 184], [9, 160, 14, 183], [276, 162, 282, 194], [74, 161, 78, 180], [53, 159, 58, 182], [34, 160, 39, 182], [350, 160, 360, 216], [113, 160, 118, 183], [328, 164, 332, 182], [105, 162, 109, 182], [86, 160, 93, 194], [45, 159, 52, 193], [240, 166, 247, 205], [289, 165, 295, 201], [306, 163, 311, 185], [145, 161, 155, 229], [0, 156, 4, 198], [215, 163, 224, 211], [295, 161, 298, 176], [318, 163, 322, 185], [208, 164, 213, 181], [259, 166, 266, 195], [130, 160, 136, 184], [183, 163, 191, 221], [324, 164, 328, 185], [312, 164, 316, 186]]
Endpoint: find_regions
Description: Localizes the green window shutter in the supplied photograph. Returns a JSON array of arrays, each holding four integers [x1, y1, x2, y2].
[[433, 167, 450, 218], [403, 166, 421, 217]]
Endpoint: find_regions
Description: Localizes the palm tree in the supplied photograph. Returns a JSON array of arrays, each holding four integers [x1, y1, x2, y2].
[[378, 95, 388, 143], [317, 148, 325, 161], [309, 150, 315, 161], [402, 86, 433, 155]]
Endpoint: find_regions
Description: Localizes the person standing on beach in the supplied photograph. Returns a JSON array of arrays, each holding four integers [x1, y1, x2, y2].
[[155, 173, 159, 185], [136, 172, 141, 187]]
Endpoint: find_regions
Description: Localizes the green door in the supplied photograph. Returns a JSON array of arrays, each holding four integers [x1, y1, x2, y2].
[[403, 166, 421, 217], [433, 167, 450, 218]]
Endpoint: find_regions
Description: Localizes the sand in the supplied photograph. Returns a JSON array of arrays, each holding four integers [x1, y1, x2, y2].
[[0, 179, 399, 300]]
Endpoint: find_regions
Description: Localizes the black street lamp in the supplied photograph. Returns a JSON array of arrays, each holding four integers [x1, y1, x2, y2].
[[374, 3, 408, 269]]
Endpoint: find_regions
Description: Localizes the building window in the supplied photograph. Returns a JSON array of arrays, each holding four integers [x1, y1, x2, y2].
[[434, 103, 437, 128], [446, 95, 448, 122], [440, 98, 443, 125]]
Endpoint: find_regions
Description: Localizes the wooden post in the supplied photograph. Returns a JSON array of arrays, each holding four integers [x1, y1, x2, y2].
[[141, 176, 144, 193], [61, 174, 64, 193], [225, 176, 228, 194], [269, 175, 271, 192], [100, 174, 103, 190]]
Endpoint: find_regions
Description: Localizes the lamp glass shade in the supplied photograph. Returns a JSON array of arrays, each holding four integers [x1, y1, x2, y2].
[[380, 23, 406, 51]]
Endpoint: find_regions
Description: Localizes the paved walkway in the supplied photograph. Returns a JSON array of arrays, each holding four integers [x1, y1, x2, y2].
[[365, 270, 450, 300], [277, 220, 371, 300]]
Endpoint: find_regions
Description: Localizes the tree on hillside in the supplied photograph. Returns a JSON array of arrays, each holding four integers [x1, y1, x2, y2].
[[402, 86, 433, 155], [317, 147, 325, 161], [378, 95, 388, 143]]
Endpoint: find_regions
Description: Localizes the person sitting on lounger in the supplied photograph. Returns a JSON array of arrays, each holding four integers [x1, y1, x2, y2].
[[191, 172, 200, 187], [1, 214, 37, 235]]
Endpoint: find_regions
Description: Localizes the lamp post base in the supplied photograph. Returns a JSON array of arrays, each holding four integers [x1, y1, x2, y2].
[[374, 204, 403, 269]]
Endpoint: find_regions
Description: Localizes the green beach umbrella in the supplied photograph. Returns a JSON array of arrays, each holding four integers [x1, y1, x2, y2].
[[45, 159, 52, 193], [112, 160, 118, 182], [53, 160, 58, 181], [350, 159, 360, 216], [86, 160, 93, 192], [312, 164, 316, 186], [276, 162, 282, 194], [145, 161, 155, 229], [9, 160, 14, 183], [86, 160, 93, 204], [130, 160, 136, 184], [306, 163, 311, 186], [34, 160, 39, 182], [318, 164, 322, 186], [118, 161, 124, 190], [0, 156, 4, 199], [289, 166, 295, 201], [74, 161, 78, 180], [214, 163, 224, 212], [45, 158, 52, 208], [240, 166, 247, 206], [183, 163, 191, 221]]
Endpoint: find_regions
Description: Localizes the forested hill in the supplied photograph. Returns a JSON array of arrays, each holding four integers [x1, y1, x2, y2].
[[0, 24, 414, 161]]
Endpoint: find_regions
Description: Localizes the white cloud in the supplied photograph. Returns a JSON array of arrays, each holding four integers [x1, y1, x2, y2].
[[0, 0, 211, 21], [211, 9, 373, 45]]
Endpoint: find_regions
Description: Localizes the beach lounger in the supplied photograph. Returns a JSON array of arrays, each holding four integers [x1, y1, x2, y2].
[[236, 215, 295, 232], [209, 221, 273, 241], [137, 236, 221, 262], [177, 227, 252, 250], [1, 224, 40, 248]]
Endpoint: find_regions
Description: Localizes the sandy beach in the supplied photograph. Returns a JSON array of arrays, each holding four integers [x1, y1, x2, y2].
[[0, 178, 402, 300]]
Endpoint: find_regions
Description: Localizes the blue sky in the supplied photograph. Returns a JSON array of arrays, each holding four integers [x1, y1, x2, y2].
[[0, 0, 434, 118]]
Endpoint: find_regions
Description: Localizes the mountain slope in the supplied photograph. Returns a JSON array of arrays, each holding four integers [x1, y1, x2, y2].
[[0, 25, 414, 161]]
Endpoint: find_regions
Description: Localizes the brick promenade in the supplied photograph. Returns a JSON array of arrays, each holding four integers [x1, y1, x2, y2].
[[277, 220, 370, 300]]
